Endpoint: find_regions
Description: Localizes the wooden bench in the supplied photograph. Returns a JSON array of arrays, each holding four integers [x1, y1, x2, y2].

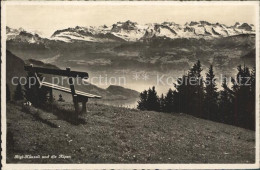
[[24, 64, 101, 115]]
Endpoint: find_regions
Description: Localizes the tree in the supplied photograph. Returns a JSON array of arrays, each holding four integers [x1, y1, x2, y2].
[[159, 94, 166, 112], [188, 60, 205, 116], [146, 86, 160, 111], [173, 60, 204, 116], [24, 72, 48, 107], [174, 74, 191, 113], [248, 67, 256, 130], [231, 64, 253, 129], [219, 76, 233, 123], [204, 65, 218, 120], [6, 84, 11, 102], [137, 90, 148, 110], [14, 82, 24, 101], [164, 88, 175, 113], [250, 67, 255, 95]]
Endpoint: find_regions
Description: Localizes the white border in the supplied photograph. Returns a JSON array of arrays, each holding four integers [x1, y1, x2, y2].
[[1, 1, 259, 169]]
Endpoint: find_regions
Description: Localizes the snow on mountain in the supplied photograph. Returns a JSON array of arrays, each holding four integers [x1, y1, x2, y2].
[[51, 30, 96, 42], [6, 26, 44, 44], [50, 25, 126, 42], [140, 21, 254, 40], [110, 20, 148, 41], [7, 21, 255, 43], [6, 27, 25, 40]]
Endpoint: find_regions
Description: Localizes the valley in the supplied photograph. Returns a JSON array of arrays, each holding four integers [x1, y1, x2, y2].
[[6, 21, 255, 95]]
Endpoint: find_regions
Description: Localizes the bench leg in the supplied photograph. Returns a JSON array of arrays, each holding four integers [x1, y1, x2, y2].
[[81, 98, 88, 114], [82, 101, 86, 113], [73, 95, 79, 115], [49, 89, 53, 102]]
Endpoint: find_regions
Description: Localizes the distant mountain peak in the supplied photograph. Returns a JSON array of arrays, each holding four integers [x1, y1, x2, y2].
[[6, 26, 45, 44], [111, 20, 139, 32], [199, 21, 211, 25], [237, 23, 253, 31], [189, 21, 200, 26], [234, 22, 241, 27]]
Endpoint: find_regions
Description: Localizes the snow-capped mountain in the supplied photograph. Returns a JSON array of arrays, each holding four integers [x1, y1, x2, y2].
[[50, 25, 125, 42], [110, 20, 148, 41], [142, 21, 255, 40], [50, 20, 255, 42], [6, 26, 45, 44]]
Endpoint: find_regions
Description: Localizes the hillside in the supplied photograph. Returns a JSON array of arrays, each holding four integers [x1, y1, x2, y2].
[[6, 50, 27, 92], [106, 85, 139, 99], [6, 102, 255, 163], [6, 50, 140, 104]]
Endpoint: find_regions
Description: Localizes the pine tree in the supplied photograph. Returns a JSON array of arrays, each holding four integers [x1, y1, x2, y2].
[[146, 86, 160, 111], [250, 67, 256, 96], [14, 82, 24, 101], [174, 60, 205, 116], [137, 90, 148, 110], [248, 67, 256, 130], [174, 74, 191, 113], [219, 76, 233, 123], [6, 84, 11, 102], [204, 65, 218, 120], [188, 60, 204, 116], [231, 64, 252, 129], [164, 88, 175, 113], [159, 94, 165, 112]]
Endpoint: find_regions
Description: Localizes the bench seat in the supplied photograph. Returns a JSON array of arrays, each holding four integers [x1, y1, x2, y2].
[[41, 81, 101, 99]]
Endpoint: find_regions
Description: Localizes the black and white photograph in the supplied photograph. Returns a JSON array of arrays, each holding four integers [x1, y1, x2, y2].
[[1, 1, 259, 169]]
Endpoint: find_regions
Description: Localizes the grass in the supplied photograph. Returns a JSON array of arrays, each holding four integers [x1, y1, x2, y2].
[[6, 101, 255, 163]]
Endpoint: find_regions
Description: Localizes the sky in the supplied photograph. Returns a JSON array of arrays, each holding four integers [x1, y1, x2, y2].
[[5, 3, 257, 37]]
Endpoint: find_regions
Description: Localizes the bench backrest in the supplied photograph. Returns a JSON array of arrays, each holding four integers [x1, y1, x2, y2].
[[24, 65, 88, 79]]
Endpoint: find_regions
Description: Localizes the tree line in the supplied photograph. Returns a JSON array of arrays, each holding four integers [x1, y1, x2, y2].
[[137, 60, 255, 130]]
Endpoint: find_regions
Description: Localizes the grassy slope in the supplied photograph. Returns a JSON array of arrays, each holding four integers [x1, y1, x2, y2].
[[6, 102, 255, 163]]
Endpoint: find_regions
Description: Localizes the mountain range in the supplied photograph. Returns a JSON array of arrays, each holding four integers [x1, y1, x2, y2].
[[6, 20, 256, 94], [7, 21, 255, 43]]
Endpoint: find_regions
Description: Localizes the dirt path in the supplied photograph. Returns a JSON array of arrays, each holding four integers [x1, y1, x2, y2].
[[6, 102, 255, 163]]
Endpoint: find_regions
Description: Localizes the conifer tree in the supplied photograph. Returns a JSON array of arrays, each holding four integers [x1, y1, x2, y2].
[[14, 82, 24, 101], [219, 76, 233, 123], [248, 67, 256, 129], [174, 74, 191, 113], [174, 60, 204, 116], [146, 86, 160, 111], [137, 90, 148, 110], [164, 88, 175, 113], [250, 67, 256, 96], [159, 93, 166, 112], [188, 60, 204, 116], [204, 65, 218, 120], [231, 64, 252, 129]]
